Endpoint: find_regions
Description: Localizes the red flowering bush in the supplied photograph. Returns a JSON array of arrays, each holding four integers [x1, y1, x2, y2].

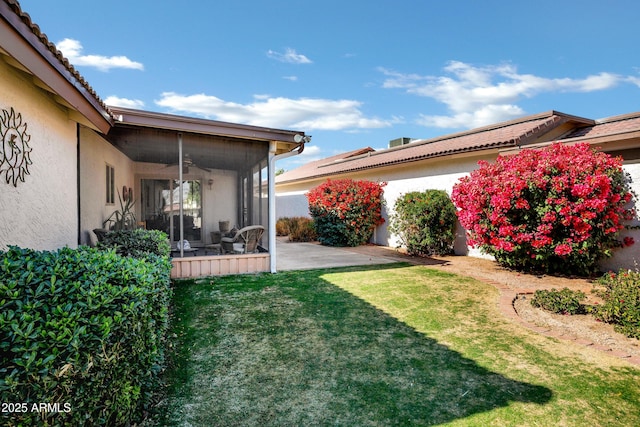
[[307, 179, 386, 247], [451, 143, 635, 275]]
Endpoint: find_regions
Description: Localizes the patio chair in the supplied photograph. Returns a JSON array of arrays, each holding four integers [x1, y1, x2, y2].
[[221, 225, 265, 254]]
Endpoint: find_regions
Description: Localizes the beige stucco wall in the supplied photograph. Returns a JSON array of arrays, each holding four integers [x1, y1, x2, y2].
[[0, 59, 78, 251], [79, 126, 135, 245]]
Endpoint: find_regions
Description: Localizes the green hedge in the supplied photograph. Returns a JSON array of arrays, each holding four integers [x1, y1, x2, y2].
[[0, 246, 172, 426], [97, 228, 170, 258], [389, 190, 458, 256]]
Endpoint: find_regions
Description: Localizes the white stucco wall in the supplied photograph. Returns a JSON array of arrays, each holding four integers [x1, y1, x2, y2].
[[79, 126, 135, 245], [602, 161, 640, 272], [275, 190, 310, 219], [0, 59, 78, 251]]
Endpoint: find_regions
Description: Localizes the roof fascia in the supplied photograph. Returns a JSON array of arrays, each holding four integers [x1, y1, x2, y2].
[[110, 107, 306, 153], [0, 2, 112, 133], [278, 146, 505, 186]]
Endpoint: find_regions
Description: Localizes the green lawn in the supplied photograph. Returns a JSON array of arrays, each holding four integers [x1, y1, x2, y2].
[[152, 263, 640, 426]]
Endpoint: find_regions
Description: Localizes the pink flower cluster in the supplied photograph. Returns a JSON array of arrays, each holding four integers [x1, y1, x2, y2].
[[451, 143, 635, 274]]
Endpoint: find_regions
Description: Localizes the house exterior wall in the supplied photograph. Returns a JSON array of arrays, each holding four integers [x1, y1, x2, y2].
[[605, 161, 640, 271], [79, 126, 135, 245], [0, 58, 78, 250]]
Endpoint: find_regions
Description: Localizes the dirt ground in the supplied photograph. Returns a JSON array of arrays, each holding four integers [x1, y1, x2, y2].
[[340, 244, 640, 364]]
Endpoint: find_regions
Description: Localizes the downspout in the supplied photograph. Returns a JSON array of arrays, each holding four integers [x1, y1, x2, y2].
[[268, 139, 306, 273], [76, 123, 81, 246]]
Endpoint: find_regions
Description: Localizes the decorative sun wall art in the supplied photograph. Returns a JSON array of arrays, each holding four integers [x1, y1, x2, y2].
[[0, 107, 33, 187]]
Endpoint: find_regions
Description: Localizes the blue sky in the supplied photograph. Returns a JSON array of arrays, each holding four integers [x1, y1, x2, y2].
[[18, 0, 640, 171]]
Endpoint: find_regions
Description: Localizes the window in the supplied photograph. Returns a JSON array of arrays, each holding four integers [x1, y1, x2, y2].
[[106, 164, 115, 204]]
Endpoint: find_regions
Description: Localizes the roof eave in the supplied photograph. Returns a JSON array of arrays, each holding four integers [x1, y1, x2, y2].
[[277, 143, 513, 185], [110, 106, 306, 154], [0, 1, 113, 133]]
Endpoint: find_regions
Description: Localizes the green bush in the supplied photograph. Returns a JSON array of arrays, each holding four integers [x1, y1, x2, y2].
[[97, 228, 170, 259], [307, 179, 386, 247], [389, 190, 458, 256], [530, 288, 587, 315], [592, 269, 640, 338], [0, 246, 172, 426]]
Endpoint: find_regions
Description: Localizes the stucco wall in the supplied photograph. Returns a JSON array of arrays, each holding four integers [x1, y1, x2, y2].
[[0, 59, 78, 250], [603, 161, 640, 271], [79, 126, 135, 245]]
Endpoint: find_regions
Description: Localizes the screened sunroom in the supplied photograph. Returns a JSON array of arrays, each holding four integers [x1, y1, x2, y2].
[[103, 107, 307, 277]]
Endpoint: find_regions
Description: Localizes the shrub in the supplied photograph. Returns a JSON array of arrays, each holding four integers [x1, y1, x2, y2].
[[0, 246, 172, 426], [307, 179, 386, 247], [530, 288, 587, 315], [389, 190, 458, 256], [451, 143, 635, 276], [276, 218, 290, 236], [286, 217, 317, 242], [98, 228, 170, 259], [592, 269, 640, 338]]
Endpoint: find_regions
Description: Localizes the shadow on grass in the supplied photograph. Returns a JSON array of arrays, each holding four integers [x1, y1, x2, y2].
[[160, 263, 552, 426]]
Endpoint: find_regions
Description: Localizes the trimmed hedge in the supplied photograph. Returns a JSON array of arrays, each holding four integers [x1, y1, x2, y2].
[[97, 228, 170, 258], [0, 245, 172, 426]]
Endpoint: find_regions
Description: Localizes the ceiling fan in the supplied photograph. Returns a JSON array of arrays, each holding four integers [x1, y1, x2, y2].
[[165, 153, 212, 173]]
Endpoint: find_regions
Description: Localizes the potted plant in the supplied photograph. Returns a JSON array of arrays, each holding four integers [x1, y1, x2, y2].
[[95, 189, 137, 241]]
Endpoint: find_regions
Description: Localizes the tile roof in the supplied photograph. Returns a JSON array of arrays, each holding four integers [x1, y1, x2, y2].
[[277, 111, 591, 184], [1, 0, 113, 120], [561, 112, 640, 140]]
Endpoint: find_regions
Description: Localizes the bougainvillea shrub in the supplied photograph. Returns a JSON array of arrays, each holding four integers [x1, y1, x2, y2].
[[307, 179, 385, 246], [389, 190, 458, 255], [451, 143, 635, 275]]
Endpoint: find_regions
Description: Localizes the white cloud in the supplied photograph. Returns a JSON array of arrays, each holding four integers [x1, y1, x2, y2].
[[627, 75, 640, 87], [57, 38, 144, 72], [266, 48, 312, 64], [155, 92, 395, 131], [283, 76, 298, 81], [104, 96, 145, 109], [381, 61, 625, 128], [282, 145, 343, 168]]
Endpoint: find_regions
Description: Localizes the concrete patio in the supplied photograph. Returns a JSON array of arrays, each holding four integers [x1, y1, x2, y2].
[[275, 238, 398, 271]]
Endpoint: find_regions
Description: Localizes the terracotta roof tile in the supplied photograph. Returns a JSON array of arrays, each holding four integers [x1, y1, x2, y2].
[[562, 112, 640, 140], [2, 0, 113, 119], [278, 111, 588, 184]]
